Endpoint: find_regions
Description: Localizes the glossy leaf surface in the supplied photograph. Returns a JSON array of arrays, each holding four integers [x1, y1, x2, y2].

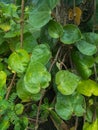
[[76, 40, 97, 56], [16, 78, 41, 102], [55, 70, 80, 95], [60, 24, 82, 44], [55, 92, 85, 120], [24, 62, 51, 94], [31, 44, 51, 65], [72, 51, 94, 79], [48, 20, 63, 38]]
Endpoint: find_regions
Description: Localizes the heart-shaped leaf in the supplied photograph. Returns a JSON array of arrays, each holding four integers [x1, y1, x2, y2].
[[72, 51, 94, 79], [60, 24, 82, 44], [55, 92, 85, 120], [55, 70, 80, 95], [84, 32, 98, 45], [77, 79, 98, 96], [24, 62, 51, 94], [8, 49, 30, 74], [31, 44, 51, 65], [0, 71, 7, 90], [28, 5, 51, 30], [48, 20, 63, 38], [16, 78, 41, 102], [76, 40, 97, 56]]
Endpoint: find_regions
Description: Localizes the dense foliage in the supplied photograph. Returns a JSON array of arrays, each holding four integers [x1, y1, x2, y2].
[[0, 0, 98, 130]]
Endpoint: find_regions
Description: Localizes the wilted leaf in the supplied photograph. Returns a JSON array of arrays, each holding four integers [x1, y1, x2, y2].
[[24, 62, 51, 94], [55, 92, 85, 120], [68, 7, 82, 25], [31, 44, 51, 65], [76, 40, 97, 56], [55, 70, 80, 95], [60, 24, 82, 44], [8, 49, 30, 74], [48, 20, 63, 38], [77, 79, 98, 96]]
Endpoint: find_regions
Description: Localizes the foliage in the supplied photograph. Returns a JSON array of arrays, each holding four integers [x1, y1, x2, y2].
[[0, 0, 98, 130]]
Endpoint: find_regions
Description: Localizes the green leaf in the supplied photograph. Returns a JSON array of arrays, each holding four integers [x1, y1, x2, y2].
[[0, 71, 7, 90], [55, 92, 85, 120], [72, 51, 94, 79], [15, 104, 24, 115], [84, 32, 98, 45], [47, 0, 59, 9], [24, 62, 51, 94], [77, 79, 98, 96], [48, 20, 63, 38], [83, 119, 98, 130], [28, 5, 51, 30], [8, 49, 30, 74], [0, 116, 10, 130], [76, 40, 97, 56], [60, 24, 82, 44], [31, 44, 51, 65], [55, 70, 80, 95], [16, 78, 41, 102]]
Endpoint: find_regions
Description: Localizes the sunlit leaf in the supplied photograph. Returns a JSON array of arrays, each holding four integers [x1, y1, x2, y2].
[[31, 44, 51, 65], [83, 119, 98, 130], [76, 40, 97, 56], [55, 70, 80, 95], [24, 62, 51, 94], [55, 92, 85, 120], [8, 49, 30, 74], [0, 71, 7, 89], [48, 20, 63, 38], [60, 24, 82, 44], [15, 104, 24, 115], [77, 79, 98, 96]]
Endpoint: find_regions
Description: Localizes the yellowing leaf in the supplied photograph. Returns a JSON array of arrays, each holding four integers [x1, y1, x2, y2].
[[68, 7, 82, 25], [77, 79, 98, 96], [0, 23, 11, 32], [0, 71, 7, 89]]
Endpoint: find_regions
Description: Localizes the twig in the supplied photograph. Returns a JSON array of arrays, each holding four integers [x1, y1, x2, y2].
[[20, 0, 25, 48], [60, 53, 67, 69], [49, 46, 62, 72], [35, 90, 46, 130], [74, 117, 78, 130], [5, 73, 16, 100]]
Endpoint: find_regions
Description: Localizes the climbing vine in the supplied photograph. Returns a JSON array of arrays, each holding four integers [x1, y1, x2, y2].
[[0, 0, 98, 130]]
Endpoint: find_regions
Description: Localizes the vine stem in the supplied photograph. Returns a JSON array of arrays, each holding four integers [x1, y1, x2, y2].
[[20, 0, 25, 48], [5, 73, 16, 100], [35, 90, 46, 130], [74, 117, 78, 130], [49, 45, 62, 72], [35, 46, 62, 130]]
